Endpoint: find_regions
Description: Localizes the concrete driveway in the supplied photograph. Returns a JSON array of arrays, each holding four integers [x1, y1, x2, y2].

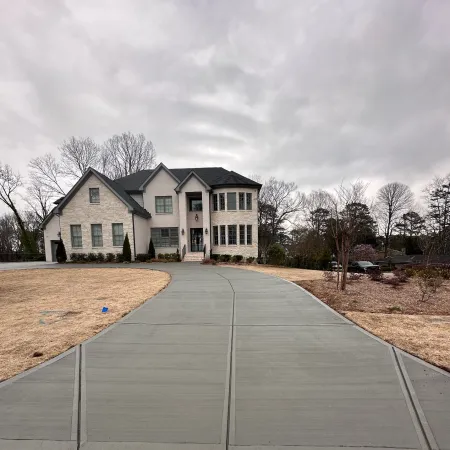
[[0, 263, 449, 450]]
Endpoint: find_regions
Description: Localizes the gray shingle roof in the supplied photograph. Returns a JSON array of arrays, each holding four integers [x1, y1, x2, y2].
[[115, 167, 261, 191]]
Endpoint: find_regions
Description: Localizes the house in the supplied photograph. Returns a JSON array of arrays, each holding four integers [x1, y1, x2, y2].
[[42, 164, 261, 262]]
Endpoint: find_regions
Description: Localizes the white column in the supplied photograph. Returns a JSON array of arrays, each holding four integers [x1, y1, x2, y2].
[[178, 192, 188, 254], [202, 190, 211, 256]]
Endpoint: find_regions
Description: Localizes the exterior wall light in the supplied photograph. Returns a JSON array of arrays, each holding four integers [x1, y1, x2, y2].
[[205, 228, 208, 235], [195, 214, 199, 221], [181, 229, 185, 235]]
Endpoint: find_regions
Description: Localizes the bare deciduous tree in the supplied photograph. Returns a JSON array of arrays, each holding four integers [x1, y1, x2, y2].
[[304, 190, 333, 234], [29, 153, 67, 196], [258, 177, 305, 261], [330, 181, 368, 291], [60, 136, 101, 179], [0, 163, 36, 252], [376, 182, 413, 257], [24, 177, 54, 222], [102, 132, 157, 179]]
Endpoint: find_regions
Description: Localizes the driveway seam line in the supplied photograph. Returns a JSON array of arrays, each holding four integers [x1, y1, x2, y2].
[[390, 347, 438, 450], [393, 347, 439, 450], [71, 345, 80, 442], [216, 272, 236, 450], [76, 344, 82, 449]]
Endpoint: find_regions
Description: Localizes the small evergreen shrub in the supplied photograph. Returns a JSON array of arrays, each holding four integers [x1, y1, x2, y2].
[[70, 252, 79, 262], [232, 255, 243, 263], [106, 252, 115, 262], [136, 253, 149, 262], [97, 252, 105, 262], [211, 254, 220, 261], [201, 258, 217, 265], [77, 253, 87, 262], [122, 233, 132, 262], [267, 243, 286, 265], [148, 238, 156, 259], [56, 239, 67, 263], [246, 256, 255, 264], [87, 252, 97, 262], [157, 253, 165, 259], [220, 254, 231, 263], [116, 253, 124, 263]]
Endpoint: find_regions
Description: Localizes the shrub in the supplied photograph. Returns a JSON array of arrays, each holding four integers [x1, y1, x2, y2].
[[201, 258, 217, 265], [323, 270, 334, 282], [97, 252, 105, 262], [211, 254, 220, 261], [56, 239, 67, 263], [148, 238, 156, 259], [388, 305, 402, 313], [77, 253, 87, 262], [122, 233, 132, 262], [415, 269, 444, 301], [393, 269, 408, 282], [348, 272, 363, 282], [268, 243, 286, 265], [232, 255, 243, 263], [220, 254, 231, 263], [367, 268, 383, 282], [404, 267, 415, 278], [136, 253, 149, 262], [105, 252, 115, 262], [163, 253, 171, 260], [87, 252, 97, 262], [157, 253, 165, 259], [116, 253, 124, 263], [70, 252, 79, 262], [383, 277, 401, 288], [246, 256, 255, 264]]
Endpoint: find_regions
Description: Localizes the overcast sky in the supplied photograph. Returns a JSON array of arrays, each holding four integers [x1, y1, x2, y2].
[[1, 0, 450, 214]]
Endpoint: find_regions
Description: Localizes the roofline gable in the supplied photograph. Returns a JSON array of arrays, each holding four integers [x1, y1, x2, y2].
[[175, 171, 212, 193], [51, 168, 138, 218], [139, 163, 180, 190]]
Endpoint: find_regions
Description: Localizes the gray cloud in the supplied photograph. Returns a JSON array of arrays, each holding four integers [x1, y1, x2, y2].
[[1, 0, 450, 213]]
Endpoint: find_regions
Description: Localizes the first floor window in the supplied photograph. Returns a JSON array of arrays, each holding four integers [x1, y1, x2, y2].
[[152, 227, 179, 247], [227, 192, 236, 210], [239, 192, 245, 210], [155, 196, 173, 214], [246, 193, 252, 210], [213, 226, 219, 245], [91, 224, 103, 247], [219, 193, 225, 210], [89, 188, 100, 203], [220, 225, 226, 245], [112, 223, 124, 246], [213, 194, 218, 211], [70, 225, 82, 248], [239, 225, 245, 245], [247, 225, 252, 245], [228, 225, 237, 245]]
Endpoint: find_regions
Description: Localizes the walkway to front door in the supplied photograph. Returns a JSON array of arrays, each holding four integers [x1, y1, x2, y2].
[[190, 228, 203, 252]]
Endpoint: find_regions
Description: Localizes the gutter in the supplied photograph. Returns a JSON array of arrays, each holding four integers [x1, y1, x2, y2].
[[131, 213, 137, 259]]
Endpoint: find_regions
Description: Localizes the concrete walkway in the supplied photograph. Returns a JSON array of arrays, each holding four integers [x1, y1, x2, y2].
[[0, 263, 449, 450]]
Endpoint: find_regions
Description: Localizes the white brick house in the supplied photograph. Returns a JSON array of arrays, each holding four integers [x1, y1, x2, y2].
[[42, 164, 261, 262]]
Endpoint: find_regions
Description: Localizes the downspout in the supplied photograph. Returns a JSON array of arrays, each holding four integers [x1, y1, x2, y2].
[[209, 191, 212, 257], [132, 213, 136, 260]]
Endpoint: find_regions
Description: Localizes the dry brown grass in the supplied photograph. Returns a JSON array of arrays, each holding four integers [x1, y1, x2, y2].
[[297, 277, 450, 371], [229, 264, 323, 282], [0, 268, 170, 381], [345, 312, 450, 371]]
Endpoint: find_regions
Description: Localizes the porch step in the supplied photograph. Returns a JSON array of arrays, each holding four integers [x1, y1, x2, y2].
[[183, 252, 204, 262]]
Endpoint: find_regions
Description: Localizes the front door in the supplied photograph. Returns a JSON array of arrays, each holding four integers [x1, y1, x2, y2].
[[190, 228, 203, 252]]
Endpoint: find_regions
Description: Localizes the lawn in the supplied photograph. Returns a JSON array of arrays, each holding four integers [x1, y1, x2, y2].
[[0, 268, 170, 381], [299, 276, 450, 371], [233, 264, 323, 282]]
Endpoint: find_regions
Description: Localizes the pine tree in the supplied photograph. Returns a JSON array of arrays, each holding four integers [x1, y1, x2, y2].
[[122, 233, 132, 262], [148, 238, 156, 259], [56, 239, 67, 263]]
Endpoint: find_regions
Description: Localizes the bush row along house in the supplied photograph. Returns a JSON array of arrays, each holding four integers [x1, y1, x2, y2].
[[42, 163, 261, 262]]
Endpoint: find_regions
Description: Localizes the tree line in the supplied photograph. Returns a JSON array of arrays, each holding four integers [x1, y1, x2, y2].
[[257, 174, 450, 289], [0, 132, 156, 257]]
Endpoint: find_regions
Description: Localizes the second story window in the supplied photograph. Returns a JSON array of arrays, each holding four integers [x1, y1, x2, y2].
[[155, 196, 173, 214], [213, 194, 218, 211], [246, 193, 252, 210], [219, 193, 225, 211], [239, 192, 245, 210], [227, 192, 236, 210], [189, 199, 202, 211], [89, 188, 100, 204]]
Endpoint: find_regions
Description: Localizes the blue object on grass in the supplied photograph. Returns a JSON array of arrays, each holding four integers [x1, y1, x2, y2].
[[102, 307, 108, 313]]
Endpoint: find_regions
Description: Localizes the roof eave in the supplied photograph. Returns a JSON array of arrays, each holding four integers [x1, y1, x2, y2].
[[175, 171, 212, 193]]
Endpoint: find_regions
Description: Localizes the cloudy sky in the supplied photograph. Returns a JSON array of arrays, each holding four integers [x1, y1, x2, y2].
[[1, 0, 450, 213]]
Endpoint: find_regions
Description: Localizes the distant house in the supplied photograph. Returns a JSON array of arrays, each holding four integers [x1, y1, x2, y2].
[[42, 164, 261, 262]]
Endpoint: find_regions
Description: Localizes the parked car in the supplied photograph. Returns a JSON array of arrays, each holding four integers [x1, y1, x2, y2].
[[348, 261, 380, 273], [330, 261, 343, 271]]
